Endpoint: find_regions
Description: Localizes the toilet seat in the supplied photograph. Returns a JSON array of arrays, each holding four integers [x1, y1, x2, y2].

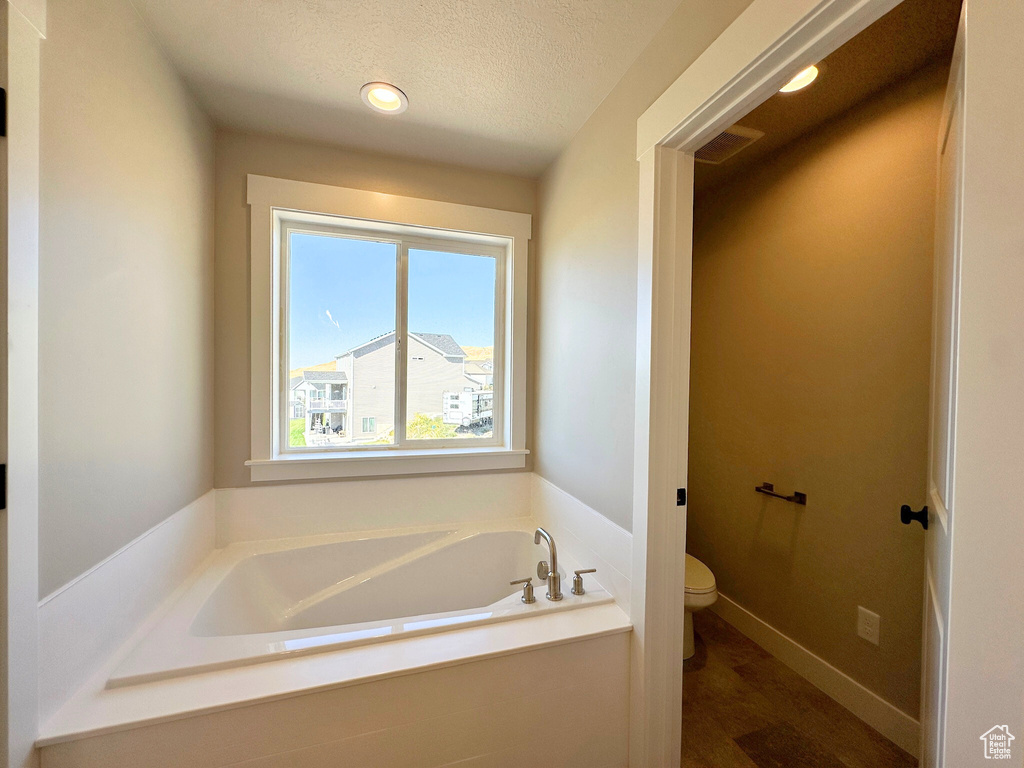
[[684, 554, 716, 595]]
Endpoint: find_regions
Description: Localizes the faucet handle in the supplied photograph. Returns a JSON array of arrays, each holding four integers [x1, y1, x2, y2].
[[510, 577, 536, 604], [571, 568, 597, 596]]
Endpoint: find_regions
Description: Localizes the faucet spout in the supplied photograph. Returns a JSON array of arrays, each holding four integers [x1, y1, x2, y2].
[[534, 527, 563, 601]]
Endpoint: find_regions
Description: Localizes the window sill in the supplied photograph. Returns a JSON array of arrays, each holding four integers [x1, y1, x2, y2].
[[246, 448, 530, 482]]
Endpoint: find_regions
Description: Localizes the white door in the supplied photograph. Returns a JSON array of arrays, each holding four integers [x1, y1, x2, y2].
[[920, 2, 1024, 764], [918, 10, 963, 765]]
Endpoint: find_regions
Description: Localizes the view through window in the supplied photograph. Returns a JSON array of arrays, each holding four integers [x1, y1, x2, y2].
[[286, 230, 499, 450]]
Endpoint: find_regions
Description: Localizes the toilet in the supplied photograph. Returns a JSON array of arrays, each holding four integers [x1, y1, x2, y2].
[[684, 554, 718, 660]]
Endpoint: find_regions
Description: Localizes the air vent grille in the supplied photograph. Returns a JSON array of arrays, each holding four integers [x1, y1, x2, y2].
[[695, 124, 765, 165]]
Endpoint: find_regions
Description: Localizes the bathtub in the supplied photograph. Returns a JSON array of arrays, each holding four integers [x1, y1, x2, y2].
[[110, 522, 612, 687]]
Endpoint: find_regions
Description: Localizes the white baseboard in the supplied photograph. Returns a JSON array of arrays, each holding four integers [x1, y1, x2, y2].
[[710, 593, 920, 757], [38, 491, 217, 729], [530, 474, 632, 612]]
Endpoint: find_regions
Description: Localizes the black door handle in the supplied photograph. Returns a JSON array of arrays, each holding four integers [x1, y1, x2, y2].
[[900, 504, 928, 530]]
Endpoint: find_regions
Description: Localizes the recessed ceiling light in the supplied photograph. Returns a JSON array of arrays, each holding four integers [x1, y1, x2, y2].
[[360, 82, 408, 114], [779, 65, 819, 93]]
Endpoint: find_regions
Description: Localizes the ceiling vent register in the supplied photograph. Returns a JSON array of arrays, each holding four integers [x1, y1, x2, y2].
[[694, 124, 765, 165]]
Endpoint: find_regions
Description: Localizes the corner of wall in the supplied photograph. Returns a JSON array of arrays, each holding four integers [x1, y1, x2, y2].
[[37, 491, 217, 729]]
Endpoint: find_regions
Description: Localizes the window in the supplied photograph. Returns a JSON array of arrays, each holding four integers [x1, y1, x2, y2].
[[283, 227, 503, 451], [247, 175, 530, 481]]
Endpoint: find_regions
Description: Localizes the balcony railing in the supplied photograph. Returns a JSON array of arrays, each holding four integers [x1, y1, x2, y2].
[[306, 431, 347, 446], [308, 398, 347, 411]]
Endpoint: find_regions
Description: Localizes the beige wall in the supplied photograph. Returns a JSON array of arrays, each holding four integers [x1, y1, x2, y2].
[[215, 131, 536, 488], [534, 0, 754, 531], [688, 67, 946, 716], [38, 0, 215, 596]]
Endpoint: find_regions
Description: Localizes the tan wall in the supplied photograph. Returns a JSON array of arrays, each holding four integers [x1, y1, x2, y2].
[[688, 67, 946, 716], [534, 0, 755, 531], [38, 0, 215, 596], [215, 131, 536, 487]]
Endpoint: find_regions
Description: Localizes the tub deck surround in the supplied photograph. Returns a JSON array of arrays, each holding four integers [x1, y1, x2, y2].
[[35, 474, 637, 756], [214, 471, 532, 545], [36, 473, 632, 736], [39, 631, 630, 768], [37, 491, 219, 729], [107, 522, 613, 687], [37, 602, 631, 748], [530, 474, 633, 611]]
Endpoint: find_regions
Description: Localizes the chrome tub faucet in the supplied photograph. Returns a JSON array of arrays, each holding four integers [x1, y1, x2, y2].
[[534, 527, 563, 601]]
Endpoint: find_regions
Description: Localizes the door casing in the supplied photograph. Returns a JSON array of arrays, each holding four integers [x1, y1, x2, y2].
[[2, 2, 44, 767]]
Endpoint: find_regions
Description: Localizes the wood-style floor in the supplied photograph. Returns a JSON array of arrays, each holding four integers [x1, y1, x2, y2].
[[681, 611, 917, 768]]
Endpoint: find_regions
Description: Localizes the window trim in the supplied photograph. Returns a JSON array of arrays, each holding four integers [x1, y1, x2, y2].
[[246, 174, 531, 481]]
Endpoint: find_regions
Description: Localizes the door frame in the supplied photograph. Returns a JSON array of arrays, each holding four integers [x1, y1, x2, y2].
[[2, 1, 44, 767], [630, 0, 910, 764]]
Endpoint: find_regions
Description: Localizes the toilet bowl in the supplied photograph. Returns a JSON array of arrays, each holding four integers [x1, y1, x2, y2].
[[684, 554, 718, 660]]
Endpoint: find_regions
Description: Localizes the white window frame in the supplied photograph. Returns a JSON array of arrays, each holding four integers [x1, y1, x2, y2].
[[279, 222, 507, 454], [246, 175, 531, 481]]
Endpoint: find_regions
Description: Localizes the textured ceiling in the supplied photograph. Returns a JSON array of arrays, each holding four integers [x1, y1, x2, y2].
[[132, 0, 687, 176], [695, 0, 962, 194]]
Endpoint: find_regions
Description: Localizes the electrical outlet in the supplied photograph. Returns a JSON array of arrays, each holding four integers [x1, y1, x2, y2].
[[858, 606, 880, 645]]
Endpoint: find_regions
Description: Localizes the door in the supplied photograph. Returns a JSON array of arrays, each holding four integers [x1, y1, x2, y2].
[[920, 2, 1024, 764], [918, 10, 963, 765]]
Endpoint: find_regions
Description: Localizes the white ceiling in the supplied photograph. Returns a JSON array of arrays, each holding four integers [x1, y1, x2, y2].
[[133, 0, 686, 176]]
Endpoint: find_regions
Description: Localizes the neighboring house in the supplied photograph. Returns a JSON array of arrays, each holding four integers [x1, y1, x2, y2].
[[335, 331, 479, 442], [288, 376, 306, 419], [293, 370, 348, 445], [288, 360, 341, 421], [464, 359, 493, 388]]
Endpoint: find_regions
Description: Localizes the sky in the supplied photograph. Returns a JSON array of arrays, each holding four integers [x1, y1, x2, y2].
[[289, 233, 497, 369]]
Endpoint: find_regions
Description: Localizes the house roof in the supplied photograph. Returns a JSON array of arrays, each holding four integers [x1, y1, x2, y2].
[[302, 370, 348, 382], [289, 375, 303, 389], [342, 331, 395, 359], [413, 333, 465, 358], [338, 331, 466, 360]]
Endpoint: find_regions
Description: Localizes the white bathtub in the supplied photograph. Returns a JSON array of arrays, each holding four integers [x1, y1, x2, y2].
[[110, 522, 612, 687]]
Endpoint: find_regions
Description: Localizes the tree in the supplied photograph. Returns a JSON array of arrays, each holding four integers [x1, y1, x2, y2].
[[406, 413, 459, 439]]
